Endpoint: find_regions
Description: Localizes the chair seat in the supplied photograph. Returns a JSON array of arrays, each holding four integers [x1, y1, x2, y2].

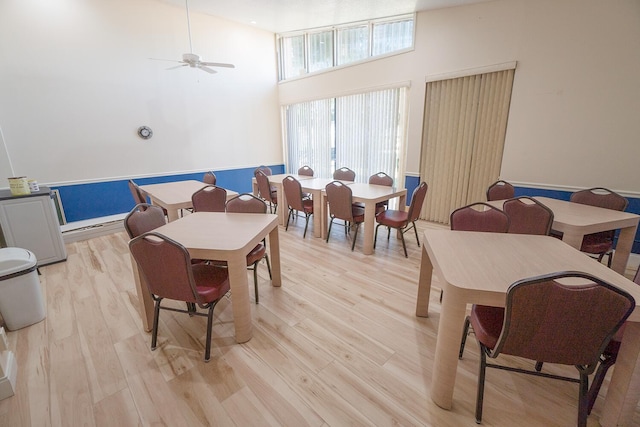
[[300, 198, 314, 214], [580, 232, 613, 254], [246, 243, 266, 265], [192, 264, 231, 302], [376, 209, 409, 227], [469, 304, 504, 350], [352, 206, 365, 222]]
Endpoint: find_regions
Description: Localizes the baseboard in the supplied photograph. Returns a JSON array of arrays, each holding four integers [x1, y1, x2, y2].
[[61, 214, 126, 244], [0, 350, 17, 401]]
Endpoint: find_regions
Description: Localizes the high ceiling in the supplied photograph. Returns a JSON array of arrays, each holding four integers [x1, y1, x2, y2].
[[161, 0, 494, 33]]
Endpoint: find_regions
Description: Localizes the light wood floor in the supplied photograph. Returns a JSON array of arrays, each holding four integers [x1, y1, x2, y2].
[[1, 217, 639, 426]]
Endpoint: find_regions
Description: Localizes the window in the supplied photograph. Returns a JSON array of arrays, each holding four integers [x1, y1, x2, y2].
[[277, 14, 414, 81], [283, 87, 408, 185]]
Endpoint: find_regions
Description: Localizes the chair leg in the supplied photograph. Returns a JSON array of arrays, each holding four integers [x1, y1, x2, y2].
[[351, 223, 360, 251], [399, 229, 407, 257], [374, 223, 381, 249], [264, 254, 272, 280], [326, 218, 334, 242], [303, 213, 310, 238], [578, 372, 589, 427], [476, 347, 488, 424], [285, 207, 293, 231], [151, 298, 162, 351], [204, 304, 215, 362], [587, 353, 617, 414], [459, 316, 471, 359], [535, 361, 543, 372], [253, 261, 260, 304], [606, 251, 613, 268], [412, 221, 420, 246]]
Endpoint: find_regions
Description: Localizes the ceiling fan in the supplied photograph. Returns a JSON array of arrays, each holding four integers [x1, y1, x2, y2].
[[151, 0, 235, 74]]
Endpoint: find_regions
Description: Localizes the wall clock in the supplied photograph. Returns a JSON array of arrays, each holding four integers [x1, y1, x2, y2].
[[137, 126, 153, 139]]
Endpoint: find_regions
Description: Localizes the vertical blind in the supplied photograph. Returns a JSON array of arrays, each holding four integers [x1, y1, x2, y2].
[[420, 68, 515, 223], [284, 99, 333, 178], [283, 87, 407, 183]]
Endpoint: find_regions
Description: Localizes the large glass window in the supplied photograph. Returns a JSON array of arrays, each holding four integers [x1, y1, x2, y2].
[[277, 14, 414, 81], [280, 35, 305, 80], [308, 31, 333, 73]]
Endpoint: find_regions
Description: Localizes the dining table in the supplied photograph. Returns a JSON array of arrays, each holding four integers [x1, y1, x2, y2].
[[487, 196, 639, 274], [139, 180, 239, 222], [321, 182, 407, 255], [130, 212, 281, 343], [416, 229, 640, 426]]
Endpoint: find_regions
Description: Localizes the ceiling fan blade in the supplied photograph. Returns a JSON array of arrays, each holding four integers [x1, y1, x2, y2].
[[166, 63, 188, 70], [199, 62, 235, 68], [198, 65, 217, 74]]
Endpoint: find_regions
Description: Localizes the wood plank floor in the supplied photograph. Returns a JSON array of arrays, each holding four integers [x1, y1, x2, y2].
[[1, 217, 639, 426]]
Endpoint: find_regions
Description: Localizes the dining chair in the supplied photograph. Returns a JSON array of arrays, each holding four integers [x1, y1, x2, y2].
[[450, 202, 510, 233], [447, 202, 509, 303], [254, 165, 272, 176], [368, 172, 394, 215], [124, 203, 166, 239], [580, 266, 640, 415], [129, 232, 230, 362], [191, 185, 227, 213], [254, 170, 277, 214], [297, 165, 314, 176], [225, 193, 272, 303], [128, 179, 147, 206], [202, 171, 217, 185], [503, 196, 554, 235], [486, 179, 515, 201], [325, 181, 364, 251], [282, 176, 314, 238], [374, 182, 428, 257], [468, 271, 634, 426], [333, 167, 356, 181], [570, 187, 629, 267]]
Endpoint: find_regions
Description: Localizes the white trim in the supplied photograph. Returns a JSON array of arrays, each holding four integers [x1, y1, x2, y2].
[[280, 80, 412, 106], [425, 61, 517, 83], [509, 181, 640, 199]]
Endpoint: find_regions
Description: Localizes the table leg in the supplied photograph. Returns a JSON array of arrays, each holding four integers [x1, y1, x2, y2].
[[227, 255, 253, 343], [362, 201, 376, 255], [311, 189, 323, 238], [415, 244, 433, 317], [130, 254, 154, 332], [600, 321, 640, 426], [560, 230, 584, 250], [320, 192, 328, 239], [610, 225, 638, 275], [431, 284, 468, 409], [268, 226, 282, 287], [251, 178, 258, 196], [274, 182, 287, 226]]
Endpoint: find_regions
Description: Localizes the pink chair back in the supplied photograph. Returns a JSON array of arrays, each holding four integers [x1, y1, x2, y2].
[[226, 193, 267, 214], [192, 185, 227, 212], [124, 204, 166, 238], [486, 180, 515, 201], [503, 196, 554, 235], [450, 202, 510, 233]]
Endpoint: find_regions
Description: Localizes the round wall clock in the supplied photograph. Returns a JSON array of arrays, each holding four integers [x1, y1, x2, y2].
[[137, 126, 153, 139]]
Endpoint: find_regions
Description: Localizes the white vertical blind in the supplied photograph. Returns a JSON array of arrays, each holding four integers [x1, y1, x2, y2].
[[283, 99, 333, 178], [335, 88, 405, 183], [283, 87, 407, 183], [420, 68, 515, 223]]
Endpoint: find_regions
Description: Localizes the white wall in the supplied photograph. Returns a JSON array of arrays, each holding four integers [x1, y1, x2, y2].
[[0, 0, 282, 185], [279, 0, 640, 194]]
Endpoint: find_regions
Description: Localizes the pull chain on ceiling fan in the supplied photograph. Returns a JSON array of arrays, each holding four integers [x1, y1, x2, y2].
[[150, 0, 235, 74]]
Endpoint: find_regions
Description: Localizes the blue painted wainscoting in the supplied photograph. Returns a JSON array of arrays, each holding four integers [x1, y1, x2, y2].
[[53, 170, 639, 254]]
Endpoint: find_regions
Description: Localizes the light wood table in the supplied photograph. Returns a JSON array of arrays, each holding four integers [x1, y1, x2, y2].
[[487, 196, 639, 274], [251, 174, 315, 226], [416, 229, 640, 426], [131, 212, 281, 343], [139, 180, 238, 222], [321, 183, 407, 255]]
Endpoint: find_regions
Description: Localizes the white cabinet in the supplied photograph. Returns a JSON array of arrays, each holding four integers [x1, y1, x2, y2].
[[0, 187, 67, 266]]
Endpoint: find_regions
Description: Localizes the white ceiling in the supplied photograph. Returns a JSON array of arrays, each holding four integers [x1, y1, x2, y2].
[[162, 0, 494, 33]]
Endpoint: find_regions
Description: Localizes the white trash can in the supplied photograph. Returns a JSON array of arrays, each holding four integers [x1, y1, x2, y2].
[[0, 247, 45, 330]]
